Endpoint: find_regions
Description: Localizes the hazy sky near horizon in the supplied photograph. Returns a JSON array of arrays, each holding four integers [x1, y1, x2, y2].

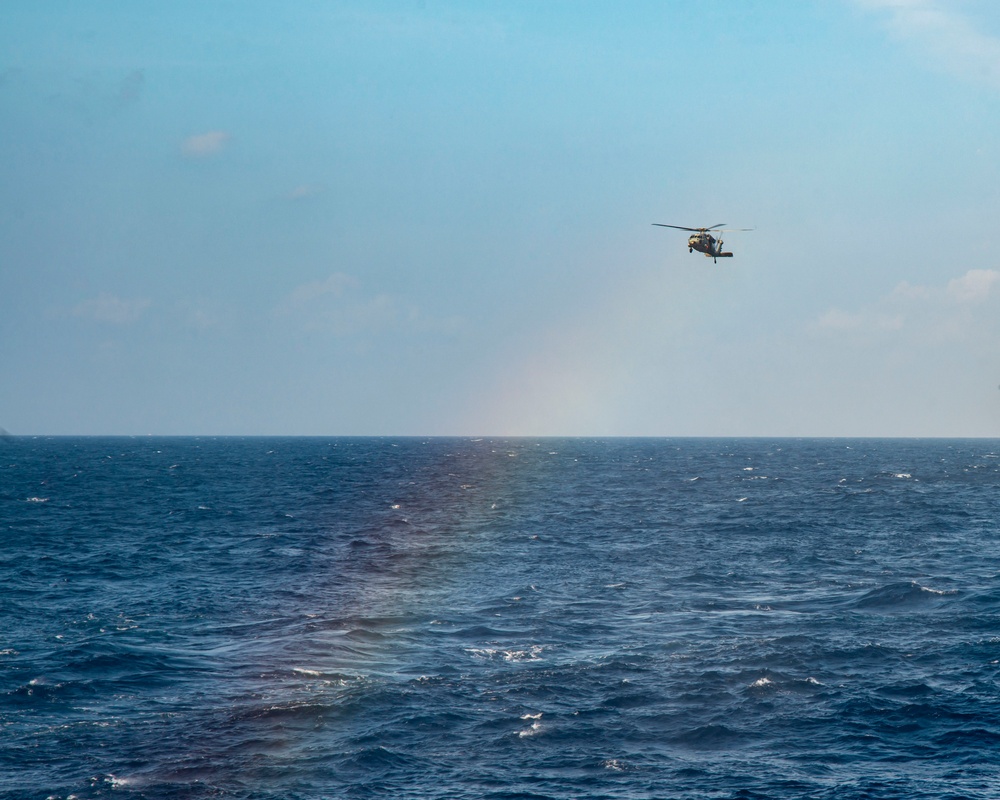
[[4, 0, 1000, 436]]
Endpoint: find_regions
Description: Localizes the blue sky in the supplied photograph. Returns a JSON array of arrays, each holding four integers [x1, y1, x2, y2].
[[3, 0, 1000, 436]]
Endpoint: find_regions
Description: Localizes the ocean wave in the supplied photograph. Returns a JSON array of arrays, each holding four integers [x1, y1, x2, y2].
[[6, 437, 1000, 799], [851, 581, 959, 610]]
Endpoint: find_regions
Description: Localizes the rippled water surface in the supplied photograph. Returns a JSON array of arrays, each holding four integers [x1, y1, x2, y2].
[[4, 437, 1000, 799]]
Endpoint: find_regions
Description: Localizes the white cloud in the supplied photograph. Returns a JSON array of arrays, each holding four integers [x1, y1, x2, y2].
[[274, 273, 462, 337], [181, 130, 232, 158], [814, 268, 1000, 342], [72, 293, 150, 325], [815, 307, 866, 331], [857, 0, 1000, 89], [279, 273, 357, 309], [814, 306, 903, 333], [889, 280, 934, 302], [946, 268, 1000, 302]]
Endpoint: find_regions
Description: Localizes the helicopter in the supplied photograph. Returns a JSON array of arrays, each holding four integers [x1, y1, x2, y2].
[[653, 223, 752, 263]]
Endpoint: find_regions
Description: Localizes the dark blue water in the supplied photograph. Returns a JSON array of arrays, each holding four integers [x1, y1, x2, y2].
[[3, 437, 1000, 799]]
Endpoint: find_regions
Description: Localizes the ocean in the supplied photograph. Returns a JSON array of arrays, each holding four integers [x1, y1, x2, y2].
[[3, 437, 1000, 799]]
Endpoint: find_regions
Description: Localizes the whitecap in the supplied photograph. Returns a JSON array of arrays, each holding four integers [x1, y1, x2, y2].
[[466, 645, 543, 662], [465, 647, 499, 660], [750, 677, 773, 688], [504, 645, 543, 662]]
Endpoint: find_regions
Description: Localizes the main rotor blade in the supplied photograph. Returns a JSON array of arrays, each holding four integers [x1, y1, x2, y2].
[[652, 223, 729, 232]]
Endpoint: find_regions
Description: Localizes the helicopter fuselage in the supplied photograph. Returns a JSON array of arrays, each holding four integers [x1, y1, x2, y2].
[[688, 233, 732, 260]]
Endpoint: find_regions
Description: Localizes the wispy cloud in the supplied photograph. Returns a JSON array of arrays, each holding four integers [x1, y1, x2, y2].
[[280, 273, 357, 307], [287, 183, 324, 201], [813, 268, 1000, 342], [274, 273, 407, 336], [274, 273, 462, 337], [814, 306, 902, 332], [181, 130, 232, 158], [72, 293, 150, 325], [857, 0, 1000, 89], [173, 296, 232, 333]]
